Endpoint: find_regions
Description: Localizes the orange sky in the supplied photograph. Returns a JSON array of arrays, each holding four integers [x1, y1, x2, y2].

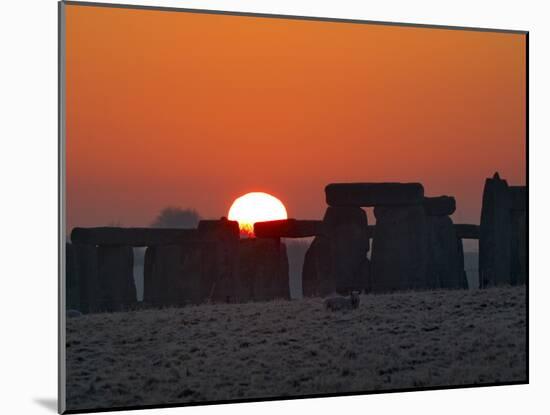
[[64, 4, 526, 232]]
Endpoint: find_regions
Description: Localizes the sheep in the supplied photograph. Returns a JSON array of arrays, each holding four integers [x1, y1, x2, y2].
[[66, 309, 83, 318], [324, 291, 361, 311]]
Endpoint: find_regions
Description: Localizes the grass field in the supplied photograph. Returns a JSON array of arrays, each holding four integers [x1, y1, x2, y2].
[[65, 285, 526, 411]]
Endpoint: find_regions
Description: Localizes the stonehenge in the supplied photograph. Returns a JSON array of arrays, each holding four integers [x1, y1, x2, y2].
[[66, 174, 526, 313], [70, 243, 100, 313], [479, 173, 527, 287], [143, 241, 222, 306], [301, 207, 369, 296], [326, 182, 424, 207], [371, 204, 431, 292], [423, 196, 456, 216], [325, 182, 436, 293], [71, 227, 198, 246], [197, 219, 240, 303], [425, 201, 468, 290], [254, 219, 324, 238], [455, 224, 480, 239], [236, 238, 290, 302], [67, 218, 290, 313], [97, 245, 136, 312]]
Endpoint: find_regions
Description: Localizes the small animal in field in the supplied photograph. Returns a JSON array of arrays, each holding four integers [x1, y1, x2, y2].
[[66, 309, 82, 318], [324, 291, 361, 311]]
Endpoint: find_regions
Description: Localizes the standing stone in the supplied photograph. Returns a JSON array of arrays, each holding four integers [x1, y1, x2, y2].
[[302, 236, 332, 297], [509, 186, 526, 286], [359, 258, 372, 293], [517, 210, 527, 285], [237, 238, 290, 302], [509, 186, 526, 211], [326, 207, 369, 293], [143, 246, 156, 305], [479, 172, 512, 287], [198, 219, 240, 303], [426, 215, 468, 289], [146, 242, 215, 307], [72, 243, 100, 313], [456, 237, 469, 289], [65, 243, 80, 311], [370, 205, 430, 292], [510, 209, 527, 285], [97, 245, 136, 312], [302, 206, 369, 296]]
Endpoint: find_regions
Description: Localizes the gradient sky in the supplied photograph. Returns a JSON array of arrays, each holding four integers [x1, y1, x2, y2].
[[65, 4, 526, 232]]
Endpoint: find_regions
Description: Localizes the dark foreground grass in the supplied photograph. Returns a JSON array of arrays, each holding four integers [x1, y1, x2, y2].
[[65, 285, 526, 411]]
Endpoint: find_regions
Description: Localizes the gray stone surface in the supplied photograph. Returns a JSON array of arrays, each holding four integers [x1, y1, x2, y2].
[[509, 186, 527, 211], [97, 245, 137, 312], [72, 243, 100, 314], [370, 205, 430, 292], [426, 216, 468, 289], [454, 224, 480, 239], [66, 243, 80, 311], [302, 207, 369, 296], [236, 238, 290, 302], [144, 242, 219, 307], [198, 219, 240, 303], [423, 196, 456, 216], [302, 236, 332, 297], [456, 237, 470, 289], [143, 246, 156, 305], [325, 182, 424, 207], [366, 225, 376, 240], [197, 219, 240, 241], [479, 172, 512, 287], [254, 219, 325, 238], [71, 227, 198, 247], [510, 210, 527, 285]]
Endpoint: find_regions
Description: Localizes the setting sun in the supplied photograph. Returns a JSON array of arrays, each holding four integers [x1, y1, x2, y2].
[[228, 192, 288, 237]]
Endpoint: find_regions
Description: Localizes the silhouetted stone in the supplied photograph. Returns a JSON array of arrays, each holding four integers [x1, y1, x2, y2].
[[197, 218, 240, 241], [143, 246, 156, 305], [455, 224, 480, 239], [426, 216, 468, 289], [302, 207, 369, 296], [456, 237, 469, 289], [97, 245, 136, 312], [509, 186, 527, 211], [254, 219, 325, 238], [479, 172, 512, 287], [198, 219, 240, 303], [302, 236, 332, 297], [66, 243, 80, 310], [145, 242, 219, 306], [236, 238, 290, 302], [423, 196, 456, 216], [510, 210, 527, 285], [325, 182, 424, 207], [517, 210, 527, 285], [366, 225, 376, 240], [72, 243, 100, 313], [71, 227, 198, 246], [359, 258, 372, 293], [370, 205, 430, 292], [326, 207, 370, 293]]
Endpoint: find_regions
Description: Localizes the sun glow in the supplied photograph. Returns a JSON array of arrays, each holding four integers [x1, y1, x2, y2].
[[228, 192, 288, 237]]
